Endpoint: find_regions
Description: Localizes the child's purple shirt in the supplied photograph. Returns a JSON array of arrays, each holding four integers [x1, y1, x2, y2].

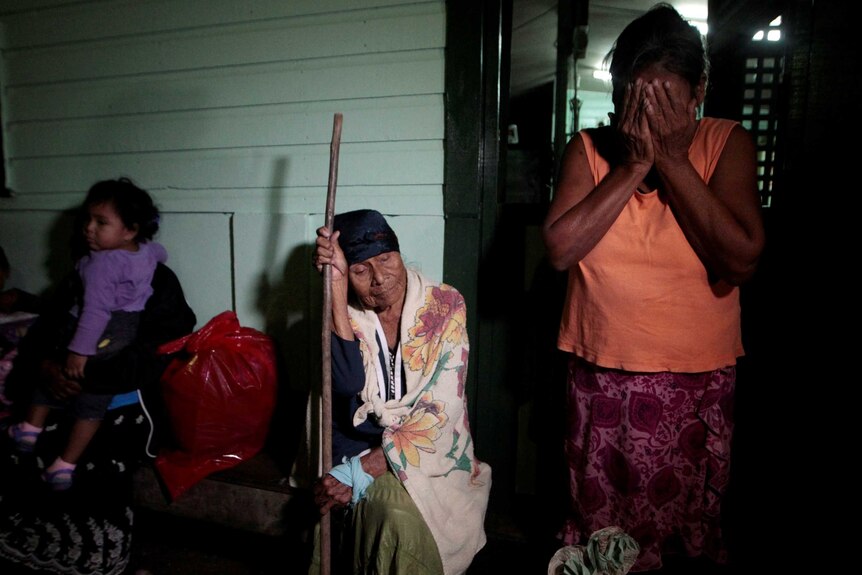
[[67, 242, 168, 356]]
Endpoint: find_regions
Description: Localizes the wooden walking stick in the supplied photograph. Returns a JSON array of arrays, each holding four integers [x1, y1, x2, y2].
[[320, 112, 342, 575]]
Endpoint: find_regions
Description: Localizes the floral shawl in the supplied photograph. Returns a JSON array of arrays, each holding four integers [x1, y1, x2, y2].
[[349, 268, 492, 575]]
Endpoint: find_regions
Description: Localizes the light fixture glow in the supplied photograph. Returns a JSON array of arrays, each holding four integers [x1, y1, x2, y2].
[[677, 3, 708, 36], [676, 3, 708, 21], [592, 70, 612, 81]]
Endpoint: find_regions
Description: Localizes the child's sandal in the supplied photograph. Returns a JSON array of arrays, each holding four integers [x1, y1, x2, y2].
[[7, 424, 40, 453], [42, 467, 75, 491]]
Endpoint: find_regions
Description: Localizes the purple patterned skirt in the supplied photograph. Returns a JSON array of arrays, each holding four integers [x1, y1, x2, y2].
[[559, 356, 735, 572]]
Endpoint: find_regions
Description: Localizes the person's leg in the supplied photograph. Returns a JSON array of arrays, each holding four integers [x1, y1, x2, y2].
[[351, 472, 443, 575], [6, 403, 50, 452], [561, 359, 736, 572], [41, 418, 101, 491], [27, 403, 51, 427], [42, 393, 111, 491], [61, 418, 102, 464], [307, 473, 443, 575]]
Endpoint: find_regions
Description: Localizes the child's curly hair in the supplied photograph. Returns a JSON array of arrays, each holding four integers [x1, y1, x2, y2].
[[82, 177, 160, 241]]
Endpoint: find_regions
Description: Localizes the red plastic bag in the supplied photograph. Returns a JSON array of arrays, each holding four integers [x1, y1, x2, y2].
[[154, 310, 277, 500]]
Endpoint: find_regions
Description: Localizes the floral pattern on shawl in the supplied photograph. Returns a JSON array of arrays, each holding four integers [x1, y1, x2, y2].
[[382, 284, 476, 480], [388, 389, 447, 469], [403, 285, 467, 377]]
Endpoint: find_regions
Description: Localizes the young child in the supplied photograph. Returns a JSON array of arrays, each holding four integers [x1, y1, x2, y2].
[[6, 177, 167, 490]]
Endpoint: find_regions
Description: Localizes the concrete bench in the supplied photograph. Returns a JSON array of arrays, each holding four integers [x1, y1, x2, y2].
[[132, 451, 309, 537]]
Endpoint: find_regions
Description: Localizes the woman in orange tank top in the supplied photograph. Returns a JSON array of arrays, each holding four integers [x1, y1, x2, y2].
[[542, 4, 765, 572]]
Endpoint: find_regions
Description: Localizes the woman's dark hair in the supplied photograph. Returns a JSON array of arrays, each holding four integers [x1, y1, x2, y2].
[[606, 3, 707, 107], [82, 177, 160, 241]]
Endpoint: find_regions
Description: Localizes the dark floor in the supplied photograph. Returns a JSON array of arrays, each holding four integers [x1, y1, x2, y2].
[[127, 509, 297, 574], [125, 505, 742, 575], [126, 509, 554, 575], [125, 457, 751, 575]]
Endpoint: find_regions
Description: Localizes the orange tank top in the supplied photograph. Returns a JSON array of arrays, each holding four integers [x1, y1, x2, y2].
[[557, 117, 743, 372]]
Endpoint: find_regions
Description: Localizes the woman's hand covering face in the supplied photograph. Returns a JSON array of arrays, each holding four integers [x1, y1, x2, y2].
[[641, 67, 700, 166], [616, 78, 655, 170], [615, 63, 701, 171]]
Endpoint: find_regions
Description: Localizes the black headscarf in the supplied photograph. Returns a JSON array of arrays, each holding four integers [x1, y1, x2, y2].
[[333, 209, 400, 266]]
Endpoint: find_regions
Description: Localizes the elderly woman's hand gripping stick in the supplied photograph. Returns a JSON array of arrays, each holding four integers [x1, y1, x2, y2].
[[315, 228, 353, 342]]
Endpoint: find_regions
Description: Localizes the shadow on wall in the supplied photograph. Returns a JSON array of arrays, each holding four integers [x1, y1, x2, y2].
[[39, 209, 82, 302], [252, 157, 317, 483], [254, 243, 316, 484]]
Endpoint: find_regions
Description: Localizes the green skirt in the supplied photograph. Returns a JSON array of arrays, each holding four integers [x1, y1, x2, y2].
[[308, 471, 444, 575]]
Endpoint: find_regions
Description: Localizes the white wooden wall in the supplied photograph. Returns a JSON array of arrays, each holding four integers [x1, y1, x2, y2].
[[0, 0, 447, 483]]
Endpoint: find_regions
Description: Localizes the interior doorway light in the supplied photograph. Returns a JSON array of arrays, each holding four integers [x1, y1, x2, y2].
[[753, 15, 782, 41]]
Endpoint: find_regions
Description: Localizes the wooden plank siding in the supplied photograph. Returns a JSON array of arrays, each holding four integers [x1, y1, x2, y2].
[[0, 0, 448, 486], [0, 0, 446, 303], [1, 2, 445, 211]]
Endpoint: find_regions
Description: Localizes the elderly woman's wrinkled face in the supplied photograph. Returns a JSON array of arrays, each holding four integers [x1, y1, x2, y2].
[[348, 251, 407, 311]]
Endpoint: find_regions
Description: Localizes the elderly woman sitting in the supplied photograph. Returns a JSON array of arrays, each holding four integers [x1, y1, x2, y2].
[[310, 209, 491, 575]]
